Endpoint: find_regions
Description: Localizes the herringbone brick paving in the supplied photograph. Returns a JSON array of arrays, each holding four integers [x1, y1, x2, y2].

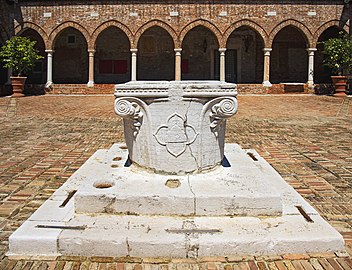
[[0, 95, 351, 270]]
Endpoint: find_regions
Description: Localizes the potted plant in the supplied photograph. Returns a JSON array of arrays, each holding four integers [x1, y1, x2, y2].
[[0, 36, 43, 97], [323, 32, 352, 97]]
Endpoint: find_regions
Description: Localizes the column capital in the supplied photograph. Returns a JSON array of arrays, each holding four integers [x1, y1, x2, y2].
[[306, 48, 317, 52], [130, 48, 138, 53], [263, 48, 272, 53], [174, 48, 182, 53], [219, 48, 227, 53], [45, 49, 55, 54], [88, 49, 96, 54]]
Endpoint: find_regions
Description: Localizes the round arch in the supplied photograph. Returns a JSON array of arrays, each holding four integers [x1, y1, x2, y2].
[[269, 20, 312, 47], [270, 24, 309, 83], [179, 19, 222, 48], [137, 26, 175, 80], [94, 26, 131, 84], [314, 24, 344, 83], [51, 25, 89, 84], [134, 20, 178, 48], [15, 22, 49, 50], [49, 21, 90, 49], [313, 20, 346, 47], [18, 28, 47, 84], [91, 20, 133, 49], [223, 20, 268, 47]]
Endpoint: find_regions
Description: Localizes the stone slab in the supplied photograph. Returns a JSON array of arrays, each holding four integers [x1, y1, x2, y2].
[[7, 143, 345, 258], [29, 197, 74, 222], [8, 220, 64, 257], [74, 143, 282, 216]]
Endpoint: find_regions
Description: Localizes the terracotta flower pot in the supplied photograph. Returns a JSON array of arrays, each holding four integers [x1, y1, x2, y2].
[[10, 76, 27, 97], [331, 76, 348, 97]]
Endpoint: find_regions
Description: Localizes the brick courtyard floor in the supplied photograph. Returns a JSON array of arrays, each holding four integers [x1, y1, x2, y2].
[[0, 94, 352, 269]]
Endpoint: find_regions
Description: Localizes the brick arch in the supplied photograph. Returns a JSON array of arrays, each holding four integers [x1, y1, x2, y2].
[[312, 20, 345, 47], [134, 20, 178, 48], [269, 20, 313, 48], [223, 20, 269, 48], [15, 22, 49, 50], [91, 20, 133, 50], [49, 21, 90, 49], [179, 19, 222, 47]]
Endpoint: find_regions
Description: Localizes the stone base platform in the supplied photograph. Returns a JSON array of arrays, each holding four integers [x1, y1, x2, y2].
[[7, 144, 345, 258], [74, 144, 282, 217]]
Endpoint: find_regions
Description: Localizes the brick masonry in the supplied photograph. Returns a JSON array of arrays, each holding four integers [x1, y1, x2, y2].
[[8, 1, 348, 49]]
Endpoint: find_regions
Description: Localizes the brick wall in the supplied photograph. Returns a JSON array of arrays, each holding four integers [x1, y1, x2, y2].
[[13, 1, 347, 49]]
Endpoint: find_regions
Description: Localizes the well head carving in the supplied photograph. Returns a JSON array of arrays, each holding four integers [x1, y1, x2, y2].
[[115, 81, 238, 174]]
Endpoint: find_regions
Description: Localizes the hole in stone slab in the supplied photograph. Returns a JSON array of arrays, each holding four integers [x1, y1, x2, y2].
[[247, 152, 258, 161], [165, 179, 181, 188], [113, 156, 122, 161], [119, 145, 128, 150], [94, 181, 114, 189], [111, 164, 119, 168], [59, 190, 77, 208], [296, 205, 314, 223]]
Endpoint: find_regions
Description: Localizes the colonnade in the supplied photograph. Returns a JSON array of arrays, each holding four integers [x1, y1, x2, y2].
[[43, 46, 318, 87]]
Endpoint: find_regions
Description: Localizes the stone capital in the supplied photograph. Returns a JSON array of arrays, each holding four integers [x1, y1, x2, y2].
[[306, 48, 317, 52], [130, 48, 138, 53], [45, 49, 55, 54], [218, 48, 227, 53]]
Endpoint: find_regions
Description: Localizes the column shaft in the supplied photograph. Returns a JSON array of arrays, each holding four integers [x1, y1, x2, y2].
[[174, 48, 182, 81], [131, 49, 138, 81], [219, 48, 226, 82], [307, 48, 317, 86], [263, 48, 272, 87], [88, 49, 95, 87], [45, 50, 54, 87]]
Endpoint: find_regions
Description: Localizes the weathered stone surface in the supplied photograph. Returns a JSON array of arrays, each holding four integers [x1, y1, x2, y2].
[[74, 144, 281, 216], [115, 81, 238, 174], [7, 143, 345, 258]]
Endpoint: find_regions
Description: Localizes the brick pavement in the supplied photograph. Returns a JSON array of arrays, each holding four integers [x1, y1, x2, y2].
[[0, 95, 352, 269]]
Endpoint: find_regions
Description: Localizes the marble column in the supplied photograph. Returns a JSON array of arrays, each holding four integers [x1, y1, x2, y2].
[[174, 48, 182, 81], [307, 48, 317, 86], [87, 49, 95, 87], [219, 48, 226, 82], [45, 50, 54, 87], [263, 48, 272, 87], [131, 49, 138, 81]]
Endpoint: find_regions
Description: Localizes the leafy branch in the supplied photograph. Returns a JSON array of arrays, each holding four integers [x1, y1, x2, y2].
[[323, 32, 352, 76], [0, 36, 43, 76]]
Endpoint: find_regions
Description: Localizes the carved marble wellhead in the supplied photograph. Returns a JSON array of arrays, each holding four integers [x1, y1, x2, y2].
[[114, 81, 238, 174]]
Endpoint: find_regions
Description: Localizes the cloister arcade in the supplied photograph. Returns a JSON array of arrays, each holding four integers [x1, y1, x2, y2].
[[0, 19, 345, 88]]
